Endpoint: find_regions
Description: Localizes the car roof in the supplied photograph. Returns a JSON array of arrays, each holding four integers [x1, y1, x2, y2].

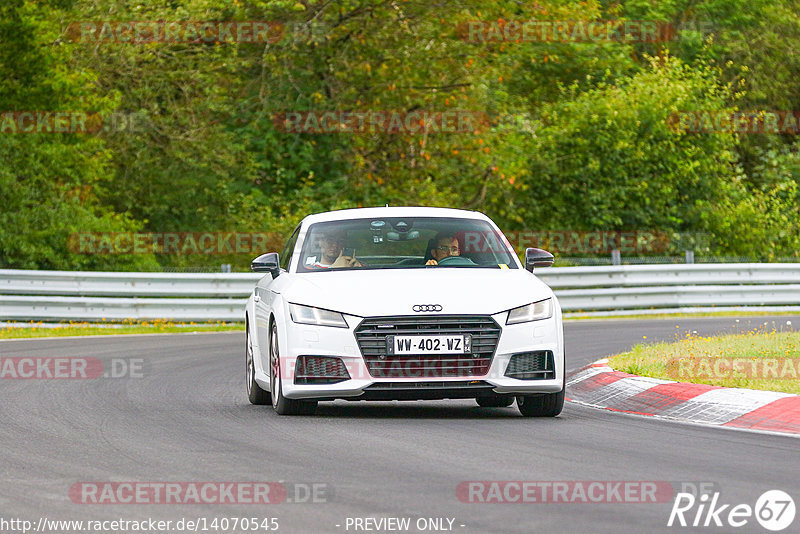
[[299, 206, 492, 226]]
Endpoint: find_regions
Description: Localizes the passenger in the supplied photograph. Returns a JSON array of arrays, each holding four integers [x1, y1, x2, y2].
[[310, 231, 363, 268]]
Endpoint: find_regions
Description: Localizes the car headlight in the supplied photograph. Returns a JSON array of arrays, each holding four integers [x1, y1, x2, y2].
[[289, 303, 349, 328], [506, 298, 553, 325]]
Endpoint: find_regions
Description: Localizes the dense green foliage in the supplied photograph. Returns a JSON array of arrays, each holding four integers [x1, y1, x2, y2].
[[1, 0, 799, 269]]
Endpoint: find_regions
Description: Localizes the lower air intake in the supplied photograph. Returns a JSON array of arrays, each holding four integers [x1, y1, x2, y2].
[[504, 350, 555, 380], [294, 356, 350, 384]]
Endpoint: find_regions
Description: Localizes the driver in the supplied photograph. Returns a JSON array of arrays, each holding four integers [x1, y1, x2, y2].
[[310, 230, 363, 268], [425, 232, 462, 266]]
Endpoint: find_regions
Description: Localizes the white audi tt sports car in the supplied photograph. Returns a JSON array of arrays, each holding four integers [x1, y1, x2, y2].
[[245, 206, 564, 416]]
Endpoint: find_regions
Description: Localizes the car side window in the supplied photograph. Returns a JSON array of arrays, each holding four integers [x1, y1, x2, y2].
[[280, 225, 301, 271]]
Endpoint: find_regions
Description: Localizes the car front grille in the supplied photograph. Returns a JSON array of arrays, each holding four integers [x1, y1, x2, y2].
[[354, 315, 501, 378]]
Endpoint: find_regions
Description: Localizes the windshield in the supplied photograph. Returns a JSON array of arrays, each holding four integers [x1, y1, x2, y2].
[[296, 217, 519, 272]]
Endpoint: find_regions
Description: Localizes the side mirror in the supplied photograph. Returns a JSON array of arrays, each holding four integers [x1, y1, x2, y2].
[[251, 252, 281, 278], [524, 248, 554, 272]]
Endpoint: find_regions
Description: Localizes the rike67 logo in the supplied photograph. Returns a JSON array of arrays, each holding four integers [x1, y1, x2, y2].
[[668, 490, 795, 531]]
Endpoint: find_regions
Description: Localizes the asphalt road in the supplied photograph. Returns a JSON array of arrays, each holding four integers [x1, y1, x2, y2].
[[1, 316, 797, 534]]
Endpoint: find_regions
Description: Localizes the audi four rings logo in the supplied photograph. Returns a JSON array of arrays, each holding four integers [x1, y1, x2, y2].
[[413, 304, 442, 312]]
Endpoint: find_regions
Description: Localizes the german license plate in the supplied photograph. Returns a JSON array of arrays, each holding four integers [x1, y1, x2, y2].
[[387, 335, 471, 355]]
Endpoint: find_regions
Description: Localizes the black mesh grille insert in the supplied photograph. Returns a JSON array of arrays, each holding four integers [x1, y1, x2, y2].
[[504, 350, 555, 380], [294, 355, 350, 384], [354, 315, 501, 378]]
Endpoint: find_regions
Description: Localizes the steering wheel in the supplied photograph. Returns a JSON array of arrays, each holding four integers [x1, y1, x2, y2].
[[436, 255, 475, 266]]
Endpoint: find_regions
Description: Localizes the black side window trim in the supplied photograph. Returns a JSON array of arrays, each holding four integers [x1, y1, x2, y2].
[[280, 225, 301, 271]]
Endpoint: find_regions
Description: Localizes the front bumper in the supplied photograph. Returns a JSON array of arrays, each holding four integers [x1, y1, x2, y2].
[[279, 310, 564, 400]]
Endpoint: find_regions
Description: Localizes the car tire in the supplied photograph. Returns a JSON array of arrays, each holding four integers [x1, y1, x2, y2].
[[516, 389, 564, 417], [517, 357, 566, 417], [246, 322, 271, 405], [476, 395, 515, 408], [270, 321, 317, 416]]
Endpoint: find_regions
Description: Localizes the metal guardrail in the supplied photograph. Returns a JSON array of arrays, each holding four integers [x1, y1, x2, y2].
[[537, 264, 800, 288], [0, 270, 259, 297], [1, 264, 799, 321]]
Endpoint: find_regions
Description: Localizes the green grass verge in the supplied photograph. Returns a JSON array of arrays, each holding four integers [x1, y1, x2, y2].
[[565, 310, 800, 321], [608, 328, 800, 394], [0, 321, 244, 340]]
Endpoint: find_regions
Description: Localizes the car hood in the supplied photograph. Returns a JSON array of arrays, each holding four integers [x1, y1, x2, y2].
[[281, 268, 555, 317]]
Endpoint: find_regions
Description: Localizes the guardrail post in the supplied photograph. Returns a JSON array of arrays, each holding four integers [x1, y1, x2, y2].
[[685, 250, 695, 264], [221, 264, 231, 273], [611, 250, 621, 266]]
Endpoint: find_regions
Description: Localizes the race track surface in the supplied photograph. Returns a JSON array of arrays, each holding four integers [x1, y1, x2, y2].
[[1, 316, 797, 534]]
